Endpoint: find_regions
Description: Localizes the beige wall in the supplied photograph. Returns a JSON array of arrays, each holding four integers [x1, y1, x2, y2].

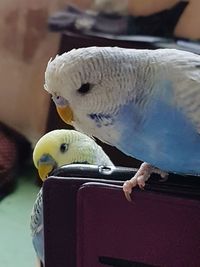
[[0, 0, 95, 146], [0, 0, 68, 146]]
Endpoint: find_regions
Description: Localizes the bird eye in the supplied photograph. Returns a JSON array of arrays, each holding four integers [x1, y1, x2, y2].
[[60, 143, 68, 153], [77, 83, 90, 94]]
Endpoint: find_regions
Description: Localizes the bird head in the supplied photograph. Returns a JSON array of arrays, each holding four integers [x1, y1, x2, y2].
[[44, 47, 139, 139], [33, 129, 98, 181]]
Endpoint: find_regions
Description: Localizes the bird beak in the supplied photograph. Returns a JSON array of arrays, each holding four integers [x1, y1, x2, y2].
[[38, 163, 54, 181], [56, 105, 74, 125]]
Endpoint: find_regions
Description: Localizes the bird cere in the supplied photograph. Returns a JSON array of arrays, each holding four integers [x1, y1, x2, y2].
[[44, 46, 200, 200], [31, 129, 114, 264]]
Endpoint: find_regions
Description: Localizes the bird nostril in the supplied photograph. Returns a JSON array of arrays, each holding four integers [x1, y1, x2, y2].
[[39, 154, 55, 165], [52, 95, 68, 107], [39, 154, 49, 163]]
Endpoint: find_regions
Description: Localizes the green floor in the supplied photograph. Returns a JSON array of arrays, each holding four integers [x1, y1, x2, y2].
[[0, 165, 40, 267]]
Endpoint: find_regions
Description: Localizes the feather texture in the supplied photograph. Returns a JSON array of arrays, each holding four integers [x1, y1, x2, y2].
[[44, 46, 200, 176]]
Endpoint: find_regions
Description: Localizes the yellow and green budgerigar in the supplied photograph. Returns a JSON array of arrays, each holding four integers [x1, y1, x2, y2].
[[30, 129, 114, 264]]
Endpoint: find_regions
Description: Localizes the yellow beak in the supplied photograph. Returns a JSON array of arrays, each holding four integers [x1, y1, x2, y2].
[[38, 163, 54, 181], [56, 105, 74, 125]]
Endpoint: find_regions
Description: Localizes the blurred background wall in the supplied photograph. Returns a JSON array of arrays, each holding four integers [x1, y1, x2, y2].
[[0, 0, 71, 146]]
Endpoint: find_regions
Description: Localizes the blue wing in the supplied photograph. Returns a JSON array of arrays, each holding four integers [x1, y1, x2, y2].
[[115, 80, 200, 175]]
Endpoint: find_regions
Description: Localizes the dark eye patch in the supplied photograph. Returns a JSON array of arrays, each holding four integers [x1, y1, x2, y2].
[[60, 143, 68, 153], [77, 83, 91, 94]]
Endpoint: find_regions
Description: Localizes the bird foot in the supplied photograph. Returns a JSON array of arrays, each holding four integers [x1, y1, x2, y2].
[[123, 162, 168, 201]]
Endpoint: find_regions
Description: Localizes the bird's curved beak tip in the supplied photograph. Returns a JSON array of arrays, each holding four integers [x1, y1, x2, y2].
[[38, 164, 54, 181], [56, 105, 74, 125]]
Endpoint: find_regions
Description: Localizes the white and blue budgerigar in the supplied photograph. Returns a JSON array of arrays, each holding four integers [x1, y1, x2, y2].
[[44, 46, 200, 200], [31, 129, 114, 264]]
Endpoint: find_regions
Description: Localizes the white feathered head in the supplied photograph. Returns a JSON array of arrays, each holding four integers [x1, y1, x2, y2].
[[44, 46, 149, 141]]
